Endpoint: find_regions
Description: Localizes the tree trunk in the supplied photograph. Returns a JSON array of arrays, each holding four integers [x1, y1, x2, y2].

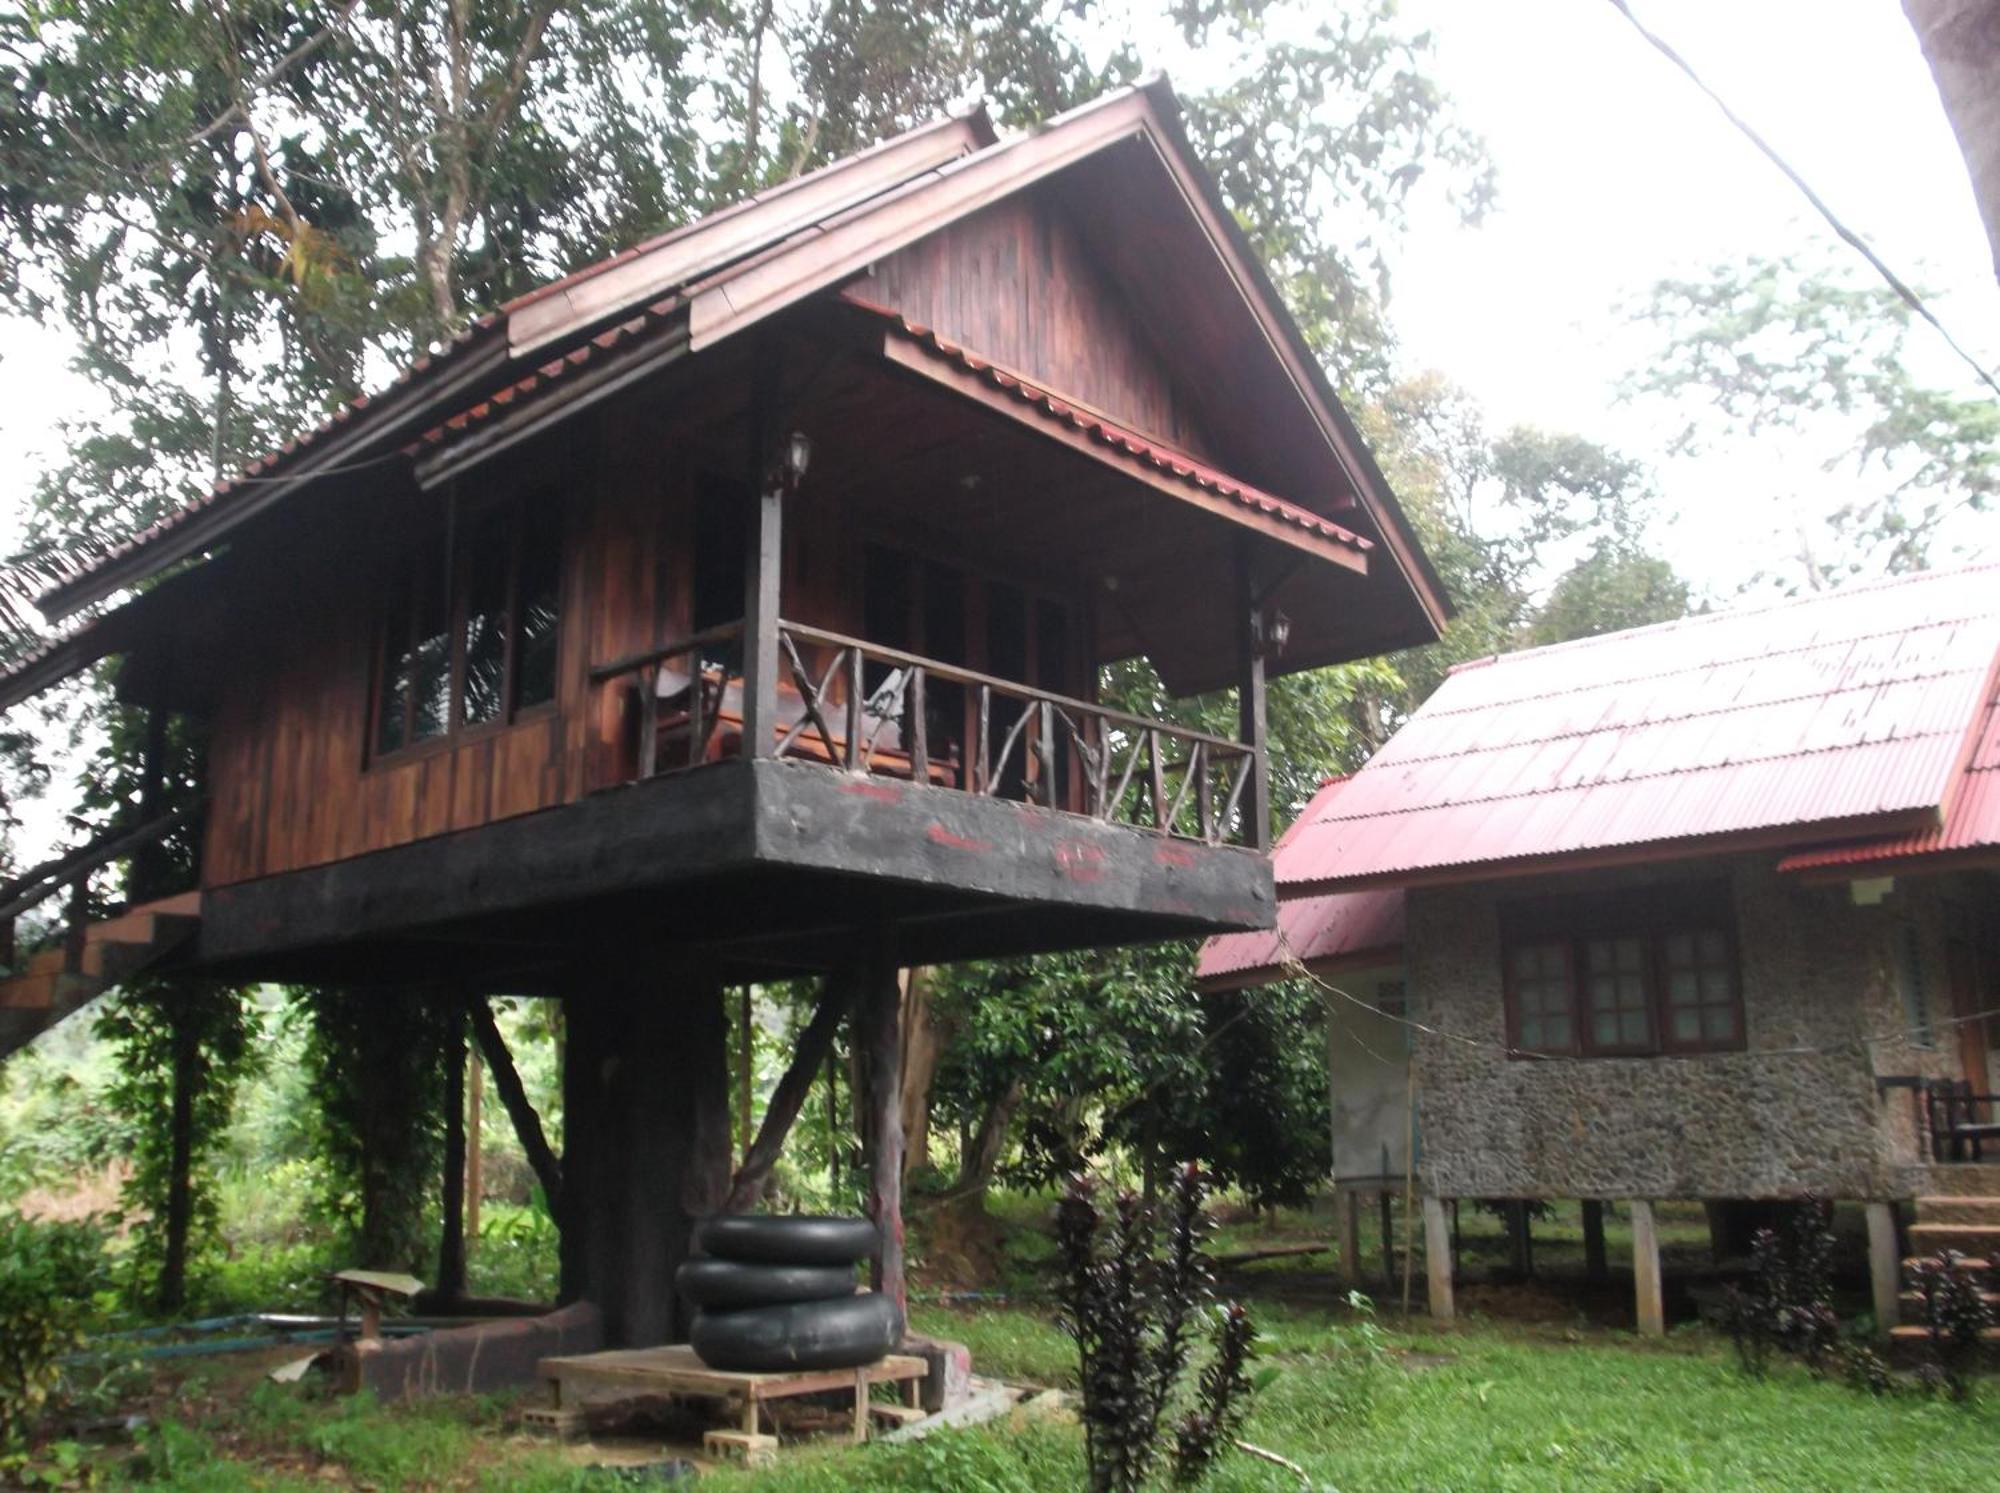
[[1905, 0, 2000, 279], [957, 1079, 1023, 1196], [559, 960, 731, 1346], [156, 998, 197, 1315], [436, 1015, 468, 1303], [899, 967, 944, 1180]]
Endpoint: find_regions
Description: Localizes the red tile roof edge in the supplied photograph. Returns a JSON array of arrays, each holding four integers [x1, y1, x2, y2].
[[841, 293, 1371, 555]]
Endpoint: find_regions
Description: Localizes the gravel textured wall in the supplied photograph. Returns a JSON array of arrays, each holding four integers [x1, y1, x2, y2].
[[1409, 858, 1970, 1202]]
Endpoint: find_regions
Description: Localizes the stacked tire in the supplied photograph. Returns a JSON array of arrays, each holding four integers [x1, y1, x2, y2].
[[679, 1215, 903, 1373]]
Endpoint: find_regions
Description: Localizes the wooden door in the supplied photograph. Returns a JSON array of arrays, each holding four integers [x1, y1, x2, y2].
[[1946, 938, 1993, 1094]]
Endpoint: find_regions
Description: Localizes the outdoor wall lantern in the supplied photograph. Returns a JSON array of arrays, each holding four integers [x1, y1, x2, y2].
[[770, 430, 813, 497]]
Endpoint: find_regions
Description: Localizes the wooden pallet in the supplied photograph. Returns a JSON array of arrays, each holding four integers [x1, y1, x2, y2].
[[537, 1343, 928, 1448]]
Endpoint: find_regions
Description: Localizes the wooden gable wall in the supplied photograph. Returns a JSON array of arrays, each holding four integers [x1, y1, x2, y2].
[[859, 190, 1217, 460]]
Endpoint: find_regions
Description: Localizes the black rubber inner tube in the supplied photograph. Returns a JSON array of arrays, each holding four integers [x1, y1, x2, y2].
[[693, 1214, 878, 1266], [691, 1292, 904, 1373], [675, 1257, 857, 1309]]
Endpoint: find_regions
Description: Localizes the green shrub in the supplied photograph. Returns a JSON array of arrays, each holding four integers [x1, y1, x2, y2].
[[0, 1210, 107, 1448]]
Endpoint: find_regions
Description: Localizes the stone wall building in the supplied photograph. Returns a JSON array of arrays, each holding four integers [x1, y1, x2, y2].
[[1201, 565, 2000, 1335]]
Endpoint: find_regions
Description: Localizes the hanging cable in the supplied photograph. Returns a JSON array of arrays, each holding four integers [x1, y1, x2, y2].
[[1605, 0, 2000, 402]]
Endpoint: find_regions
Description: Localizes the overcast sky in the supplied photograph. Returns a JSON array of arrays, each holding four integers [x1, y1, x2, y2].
[[1, 0, 1995, 592]]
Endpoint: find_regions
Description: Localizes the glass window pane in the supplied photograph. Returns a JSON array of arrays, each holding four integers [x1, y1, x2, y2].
[[1593, 1013, 1619, 1047], [460, 509, 512, 727], [1521, 1016, 1544, 1048], [1704, 1006, 1737, 1042], [514, 499, 562, 711], [1544, 1014, 1572, 1049], [377, 584, 412, 758], [1668, 970, 1699, 1006], [1621, 1011, 1648, 1044], [1700, 970, 1734, 1003], [1511, 945, 1541, 981], [1673, 1008, 1702, 1041], [408, 540, 451, 743]]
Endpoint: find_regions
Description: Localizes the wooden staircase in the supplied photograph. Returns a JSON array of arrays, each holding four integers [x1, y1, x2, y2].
[[1890, 1190, 2000, 1353], [0, 892, 202, 1061]]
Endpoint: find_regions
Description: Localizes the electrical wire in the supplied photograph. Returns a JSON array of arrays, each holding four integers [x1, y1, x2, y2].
[[1605, 0, 2000, 402]]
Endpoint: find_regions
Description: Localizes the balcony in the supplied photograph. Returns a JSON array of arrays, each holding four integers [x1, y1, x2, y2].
[[593, 620, 1263, 850]]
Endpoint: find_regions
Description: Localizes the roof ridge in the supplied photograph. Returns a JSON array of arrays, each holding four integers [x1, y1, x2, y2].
[[1448, 560, 2000, 678]]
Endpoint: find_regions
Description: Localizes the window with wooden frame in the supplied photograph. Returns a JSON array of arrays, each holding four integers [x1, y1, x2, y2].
[[1500, 883, 1743, 1058], [372, 495, 562, 760]]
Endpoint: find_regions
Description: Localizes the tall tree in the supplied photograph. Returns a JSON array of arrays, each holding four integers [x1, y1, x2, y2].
[[1628, 250, 1997, 585]]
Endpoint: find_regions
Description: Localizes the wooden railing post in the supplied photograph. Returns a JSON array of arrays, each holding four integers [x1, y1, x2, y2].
[[741, 347, 783, 760], [976, 685, 992, 793], [636, 662, 659, 780], [908, 668, 928, 784], [845, 647, 865, 770], [1236, 539, 1272, 851], [1036, 700, 1056, 807]]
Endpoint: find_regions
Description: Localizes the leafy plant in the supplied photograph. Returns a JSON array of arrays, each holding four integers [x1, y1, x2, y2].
[[1908, 1249, 1993, 1404], [1053, 1165, 1266, 1492], [0, 1211, 107, 1449], [1720, 1204, 1839, 1377]]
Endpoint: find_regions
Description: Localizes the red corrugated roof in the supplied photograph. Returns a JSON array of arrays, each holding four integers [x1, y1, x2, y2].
[[1779, 662, 2000, 875], [1272, 564, 2000, 895], [844, 294, 1371, 556]]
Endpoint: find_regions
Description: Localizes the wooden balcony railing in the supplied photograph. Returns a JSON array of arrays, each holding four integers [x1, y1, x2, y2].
[[591, 620, 1262, 847]]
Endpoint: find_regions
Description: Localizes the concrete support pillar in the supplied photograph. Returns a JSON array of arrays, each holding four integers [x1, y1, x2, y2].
[[1581, 1200, 1608, 1283], [1338, 1190, 1363, 1281], [1629, 1199, 1664, 1338], [1865, 1201, 1901, 1335], [559, 961, 731, 1347], [1421, 1195, 1455, 1322]]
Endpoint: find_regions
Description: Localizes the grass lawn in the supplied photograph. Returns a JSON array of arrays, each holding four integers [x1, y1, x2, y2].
[[49, 1298, 1997, 1490]]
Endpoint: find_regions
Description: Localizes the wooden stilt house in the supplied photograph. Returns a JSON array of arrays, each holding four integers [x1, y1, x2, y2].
[[0, 75, 1446, 1346]]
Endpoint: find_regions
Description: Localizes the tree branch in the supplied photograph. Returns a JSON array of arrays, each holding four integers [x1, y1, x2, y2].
[[466, 995, 563, 1216], [724, 972, 856, 1212]]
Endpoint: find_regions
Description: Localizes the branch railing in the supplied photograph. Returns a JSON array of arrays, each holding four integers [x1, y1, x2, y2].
[[0, 804, 196, 972], [591, 619, 1261, 847]]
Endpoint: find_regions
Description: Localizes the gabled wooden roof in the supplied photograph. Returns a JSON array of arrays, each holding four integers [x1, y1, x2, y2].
[[12, 74, 1446, 704]]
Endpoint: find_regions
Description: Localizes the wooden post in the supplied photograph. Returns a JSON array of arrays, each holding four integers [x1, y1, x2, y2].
[[1338, 1190, 1362, 1281], [741, 347, 783, 758], [1582, 1199, 1608, 1283], [1506, 1201, 1533, 1277], [857, 951, 907, 1326], [737, 985, 754, 1167], [1378, 1189, 1395, 1293], [465, 1050, 484, 1250], [437, 1013, 468, 1303], [1421, 1195, 1455, 1321], [1630, 1200, 1664, 1337], [1865, 1201, 1901, 1335], [1235, 539, 1271, 850]]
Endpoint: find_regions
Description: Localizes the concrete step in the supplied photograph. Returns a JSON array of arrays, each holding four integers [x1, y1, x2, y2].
[[1904, 1256, 1991, 1275], [1889, 1325, 2000, 1344], [1914, 1196, 2000, 1227], [1907, 1223, 2000, 1256], [1916, 1163, 2000, 1198], [1901, 1288, 2000, 1310]]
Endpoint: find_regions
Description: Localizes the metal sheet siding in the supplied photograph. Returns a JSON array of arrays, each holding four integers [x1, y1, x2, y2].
[[1274, 564, 2000, 893]]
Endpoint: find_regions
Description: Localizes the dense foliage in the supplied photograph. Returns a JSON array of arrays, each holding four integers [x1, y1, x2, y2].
[[1909, 1249, 1995, 1403], [0, 1211, 104, 1449]]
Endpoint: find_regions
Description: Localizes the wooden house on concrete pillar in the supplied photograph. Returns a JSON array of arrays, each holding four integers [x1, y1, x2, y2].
[[0, 76, 1446, 1348], [1200, 564, 2000, 1341]]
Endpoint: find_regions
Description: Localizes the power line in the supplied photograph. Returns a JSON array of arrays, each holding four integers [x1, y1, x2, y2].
[[1604, 0, 2000, 403]]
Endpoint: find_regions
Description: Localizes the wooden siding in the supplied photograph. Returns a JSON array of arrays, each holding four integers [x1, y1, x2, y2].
[[861, 191, 1216, 459]]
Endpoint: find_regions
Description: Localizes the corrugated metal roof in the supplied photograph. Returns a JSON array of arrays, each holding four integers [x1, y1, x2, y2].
[[1273, 563, 2000, 894], [845, 294, 1372, 557], [1196, 887, 1404, 988], [1778, 663, 2000, 875]]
